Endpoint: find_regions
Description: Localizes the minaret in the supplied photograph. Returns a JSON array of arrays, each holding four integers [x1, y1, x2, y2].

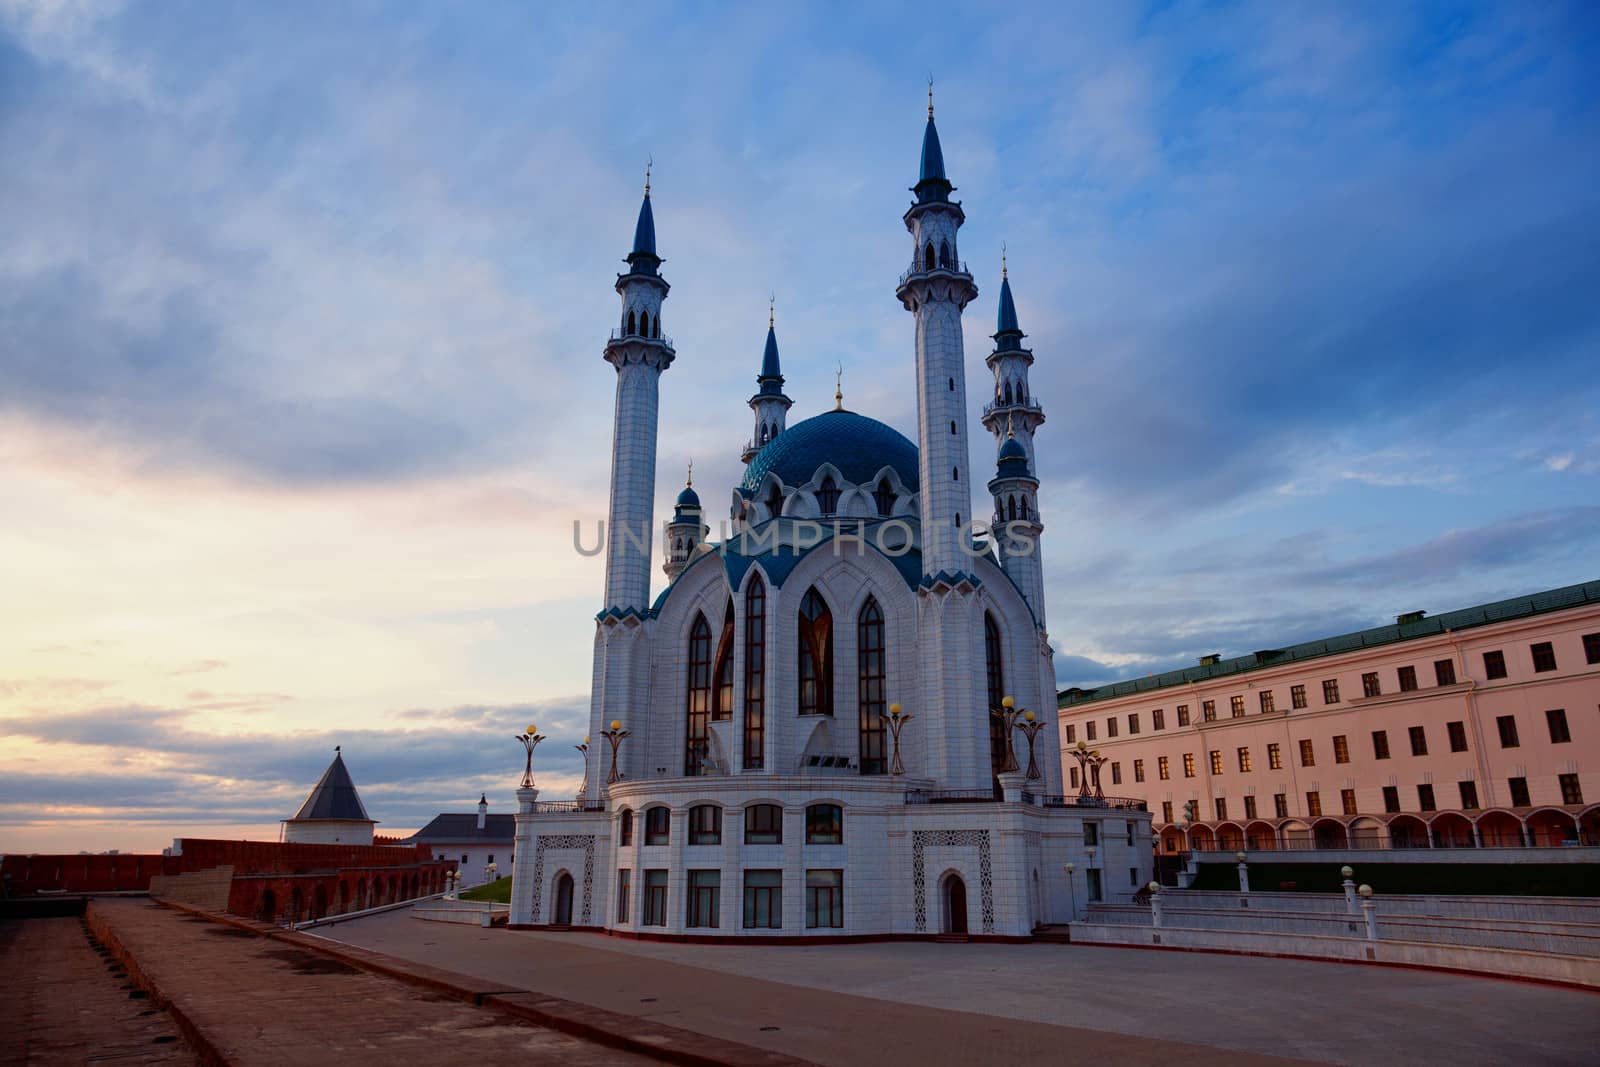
[[982, 257, 1047, 628], [895, 83, 979, 578], [896, 87, 987, 791], [600, 165, 674, 615], [741, 299, 793, 463], [664, 463, 706, 580]]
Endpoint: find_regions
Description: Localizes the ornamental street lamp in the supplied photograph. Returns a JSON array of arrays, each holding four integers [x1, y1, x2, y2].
[[601, 720, 631, 784], [1069, 741, 1108, 801], [881, 703, 914, 776], [1063, 862, 1078, 921], [1014, 709, 1047, 780], [515, 724, 545, 788], [574, 737, 590, 802], [1341, 866, 1358, 914], [1147, 881, 1163, 927], [991, 696, 1023, 773], [1358, 884, 1378, 941], [485, 861, 499, 885]]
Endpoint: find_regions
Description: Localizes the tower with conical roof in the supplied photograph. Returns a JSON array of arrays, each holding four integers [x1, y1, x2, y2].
[[282, 746, 376, 845], [664, 463, 706, 580], [984, 257, 1047, 628], [741, 301, 793, 463]]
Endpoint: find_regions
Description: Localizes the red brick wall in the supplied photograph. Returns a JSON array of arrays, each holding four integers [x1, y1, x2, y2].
[[2, 852, 180, 895]]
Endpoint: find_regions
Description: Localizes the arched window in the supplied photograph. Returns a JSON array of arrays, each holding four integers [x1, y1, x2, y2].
[[798, 587, 833, 717], [744, 803, 781, 844], [805, 803, 842, 844], [627, 310, 637, 335], [765, 482, 784, 519], [712, 598, 734, 721], [950, 420, 957, 435], [939, 239, 950, 268], [816, 476, 839, 515], [984, 613, 1007, 791], [619, 809, 634, 847], [639, 310, 650, 337], [1007, 496, 1017, 521], [688, 805, 722, 845], [1021, 495, 1031, 520], [858, 597, 887, 775], [685, 613, 712, 775], [1003, 381, 1013, 404], [952, 466, 959, 482], [759, 423, 769, 444], [948, 377, 954, 391], [924, 242, 935, 270], [644, 806, 670, 845], [653, 315, 660, 338], [872, 478, 895, 517], [743, 575, 766, 769]]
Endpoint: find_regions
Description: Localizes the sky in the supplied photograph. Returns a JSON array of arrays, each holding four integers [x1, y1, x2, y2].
[[1, 0, 1597, 853]]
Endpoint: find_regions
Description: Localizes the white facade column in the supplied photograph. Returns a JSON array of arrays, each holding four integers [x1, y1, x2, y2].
[[509, 786, 539, 925]]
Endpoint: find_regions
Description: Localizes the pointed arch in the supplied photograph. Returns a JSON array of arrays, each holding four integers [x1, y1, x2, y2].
[[939, 239, 950, 268], [627, 310, 637, 335], [816, 475, 840, 515], [872, 477, 896, 517], [765, 481, 784, 520], [639, 310, 650, 337], [712, 597, 734, 722], [685, 612, 712, 775], [924, 241, 936, 270], [1007, 496, 1017, 521], [1003, 381, 1013, 404], [798, 586, 833, 717], [743, 573, 766, 769], [857, 596, 887, 774], [984, 612, 1007, 791]]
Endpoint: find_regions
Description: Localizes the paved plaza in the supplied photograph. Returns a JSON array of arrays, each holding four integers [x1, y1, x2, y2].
[[318, 908, 1600, 1066]]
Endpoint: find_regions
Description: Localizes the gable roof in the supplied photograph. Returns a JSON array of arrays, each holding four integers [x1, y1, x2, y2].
[[288, 749, 373, 822], [406, 813, 517, 843]]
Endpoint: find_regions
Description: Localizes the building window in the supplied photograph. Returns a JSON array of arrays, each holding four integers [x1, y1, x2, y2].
[[858, 598, 888, 775], [1244, 795, 1258, 819], [1508, 776, 1530, 807], [1322, 679, 1340, 704], [1086, 868, 1102, 902], [643, 870, 668, 926], [618, 809, 634, 847], [1547, 708, 1571, 744], [1341, 789, 1358, 815], [461, 854, 468, 865], [740, 806, 782, 847], [1273, 793, 1288, 818], [805, 804, 842, 844], [1362, 672, 1381, 698], [1086, 721, 1097, 741], [1530, 641, 1557, 673], [1290, 684, 1307, 709], [1371, 731, 1389, 759], [1408, 725, 1428, 757], [1382, 786, 1400, 813], [1416, 784, 1436, 812], [1134, 759, 1145, 783], [1162, 801, 1174, 823], [1158, 756, 1170, 780], [1107, 717, 1118, 738], [1334, 735, 1351, 763], [1435, 659, 1457, 686], [1447, 721, 1468, 752], [1585, 633, 1600, 665], [1176, 705, 1190, 726], [1268, 743, 1282, 770], [687, 870, 720, 928], [685, 612, 713, 775], [1560, 773, 1584, 805], [1070, 767, 1079, 788], [712, 600, 734, 722], [1152, 708, 1166, 730], [1497, 715, 1519, 749], [1483, 650, 1507, 679], [1306, 791, 1322, 817], [1299, 739, 1315, 767], [1084, 822, 1099, 846], [1237, 747, 1252, 772], [1202, 700, 1216, 722], [984, 612, 1007, 785], [1182, 753, 1196, 778], [743, 870, 782, 929], [797, 587, 833, 717], [1214, 798, 1227, 820], [644, 806, 671, 845], [1111, 762, 1122, 785], [1064, 724, 1076, 744], [1128, 712, 1140, 735], [1230, 695, 1245, 718], [617, 870, 630, 921], [873, 477, 896, 516], [1209, 750, 1223, 775], [1459, 781, 1479, 810], [1397, 665, 1417, 692], [1259, 691, 1275, 714], [688, 805, 722, 845], [743, 574, 766, 768], [815, 476, 840, 515], [805, 870, 843, 928]]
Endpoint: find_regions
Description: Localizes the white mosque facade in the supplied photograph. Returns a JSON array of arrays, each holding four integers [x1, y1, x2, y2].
[[509, 103, 1153, 938]]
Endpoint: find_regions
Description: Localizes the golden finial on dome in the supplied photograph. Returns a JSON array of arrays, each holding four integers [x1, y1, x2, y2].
[[927, 75, 934, 119], [835, 363, 844, 410], [1007, 411, 1015, 440], [1002, 241, 1008, 279], [769, 292, 775, 329], [644, 156, 652, 197], [686, 459, 693, 488]]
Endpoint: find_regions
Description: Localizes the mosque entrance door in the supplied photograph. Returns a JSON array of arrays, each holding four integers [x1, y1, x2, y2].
[[941, 874, 968, 935], [554, 872, 575, 925]]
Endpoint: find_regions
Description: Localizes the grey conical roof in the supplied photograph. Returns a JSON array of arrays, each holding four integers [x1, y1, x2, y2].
[[290, 749, 373, 822]]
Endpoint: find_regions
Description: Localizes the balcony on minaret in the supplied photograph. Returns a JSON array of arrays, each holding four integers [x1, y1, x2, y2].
[[980, 395, 1043, 421], [608, 325, 674, 349], [897, 257, 970, 291]]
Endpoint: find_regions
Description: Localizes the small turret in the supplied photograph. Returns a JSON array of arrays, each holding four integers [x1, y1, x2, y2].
[[742, 299, 794, 463], [664, 462, 707, 581], [477, 793, 488, 830]]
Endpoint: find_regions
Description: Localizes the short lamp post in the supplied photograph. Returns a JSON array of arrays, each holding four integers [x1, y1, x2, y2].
[[602, 720, 631, 784], [1063, 863, 1078, 922], [1359, 884, 1378, 941], [446, 870, 460, 899], [485, 861, 498, 886], [1070, 741, 1108, 801], [1148, 881, 1163, 928], [991, 696, 1024, 773], [1014, 710, 1047, 781], [574, 737, 590, 802], [882, 703, 913, 776], [1341, 866, 1357, 914], [1236, 850, 1250, 894], [515, 724, 545, 789]]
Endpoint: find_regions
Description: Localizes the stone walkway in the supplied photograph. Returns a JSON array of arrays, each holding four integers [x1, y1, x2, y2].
[[85, 900, 654, 1066], [0, 916, 198, 1066]]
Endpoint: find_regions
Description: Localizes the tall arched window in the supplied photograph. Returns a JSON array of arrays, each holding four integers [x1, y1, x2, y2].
[[712, 598, 734, 721], [765, 482, 784, 520], [640, 310, 650, 337], [798, 587, 833, 717], [939, 239, 950, 268], [1003, 381, 1013, 404], [924, 242, 935, 270], [1007, 496, 1017, 521], [743, 575, 766, 769], [872, 478, 895, 517], [816, 476, 840, 515], [858, 597, 887, 774], [618, 809, 634, 847], [984, 613, 1007, 792], [685, 613, 712, 775], [627, 310, 637, 335]]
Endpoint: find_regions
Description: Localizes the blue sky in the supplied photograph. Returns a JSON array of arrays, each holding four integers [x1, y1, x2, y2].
[[1, 1, 1597, 850]]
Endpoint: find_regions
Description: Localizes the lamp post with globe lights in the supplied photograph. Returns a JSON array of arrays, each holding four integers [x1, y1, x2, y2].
[[1236, 850, 1250, 894], [1147, 881, 1163, 927], [1340, 866, 1358, 913], [1359, 884, 1378, 940], [1014, 710, 1047, 780], [602, 720, 631, 785], [515, 725, 545, 788], [1069, 741, 1108, 801], [1063, 863, 1077, 921], [881, 703, 913, 776], [991, 696, 1024, 773]]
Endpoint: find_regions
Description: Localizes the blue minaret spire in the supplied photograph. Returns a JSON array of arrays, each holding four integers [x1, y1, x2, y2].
[[742, 296, 794, 463]]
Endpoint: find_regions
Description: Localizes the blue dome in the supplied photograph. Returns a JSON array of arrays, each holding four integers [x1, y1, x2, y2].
[[741, 410, 919, 493], [998, 434, 1027, 462], [676, 484, 701, 509]]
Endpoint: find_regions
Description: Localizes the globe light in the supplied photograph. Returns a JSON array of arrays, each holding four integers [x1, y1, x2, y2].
[[1147, 881, 1160, 893], [1236, 852, 1248, 863], [610, 720, 622, 731], [1001, 695, 1015, 708], [1358, 884, 1373, 898], [1341, 866, 1354, 879], [526, 724, 538, 734], [889, 703, 902, 715], [1023, 710, 1036, 722]]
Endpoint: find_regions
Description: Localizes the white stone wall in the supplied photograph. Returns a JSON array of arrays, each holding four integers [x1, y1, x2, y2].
[[282, 820, 373, 846], [421, 842, 513, 888]]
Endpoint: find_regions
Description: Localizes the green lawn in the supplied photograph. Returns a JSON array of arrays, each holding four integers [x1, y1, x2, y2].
[[459, 876, 512, 903]]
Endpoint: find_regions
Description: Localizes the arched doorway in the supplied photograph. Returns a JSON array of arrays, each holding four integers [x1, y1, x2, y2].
[[553, 872, 575, 925], [289, 887, 304, 924], [1312, 819, 1348, 849], [313, 884, 328, 920], [941, 873, 968, 935], [258, 889, 277, 923], [1477, 810, 1523, 847], [338, 880, 350, 914]]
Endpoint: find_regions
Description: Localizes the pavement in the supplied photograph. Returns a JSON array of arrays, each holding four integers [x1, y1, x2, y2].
[[0, 915, 198, 1066], [319, 908, 1600, 1067]]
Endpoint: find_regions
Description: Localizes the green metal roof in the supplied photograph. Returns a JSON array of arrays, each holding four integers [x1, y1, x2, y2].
[[1058, 579, 1600, 709]]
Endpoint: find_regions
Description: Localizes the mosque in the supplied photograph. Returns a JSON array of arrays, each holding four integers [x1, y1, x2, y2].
[[508, 97, 1153, 938]]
